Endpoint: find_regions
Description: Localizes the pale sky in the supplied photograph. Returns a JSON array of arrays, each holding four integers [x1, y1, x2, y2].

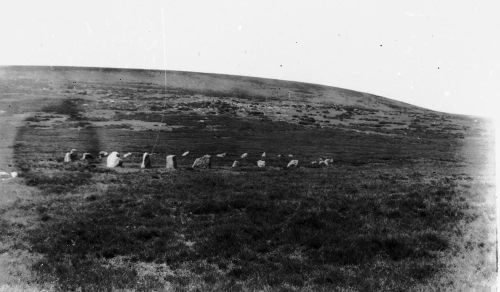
[[0, 0, 498, 117]]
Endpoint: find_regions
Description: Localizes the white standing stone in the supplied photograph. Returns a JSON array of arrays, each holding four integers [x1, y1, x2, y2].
[[106, 151, 122, 168], [141, 152, 151, 169], [64, 149, 77, 163], [232, 160, 239, 168], [166, 155, 177, 170], [64, 152, 72, 163]]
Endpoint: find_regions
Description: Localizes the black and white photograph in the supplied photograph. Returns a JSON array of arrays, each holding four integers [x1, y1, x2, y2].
[[0, 1, 497, 291]]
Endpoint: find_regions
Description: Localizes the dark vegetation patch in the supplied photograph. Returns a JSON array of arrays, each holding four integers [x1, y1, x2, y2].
[[24, 170, 92, 195], [42, 99, 85, 120], [22, 166, 472, 290]]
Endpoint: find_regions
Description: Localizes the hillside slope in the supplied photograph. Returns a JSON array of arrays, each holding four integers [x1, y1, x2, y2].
[[1, 65, 426, 111]]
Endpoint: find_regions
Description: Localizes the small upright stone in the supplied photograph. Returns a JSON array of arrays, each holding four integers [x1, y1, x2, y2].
[[64, 149, 77, 163], [166, 155, 177, 170], [141, 152, 151, 169]]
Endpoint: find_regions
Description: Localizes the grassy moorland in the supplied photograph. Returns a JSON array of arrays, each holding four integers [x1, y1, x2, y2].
[[0, 66, 496, 291]]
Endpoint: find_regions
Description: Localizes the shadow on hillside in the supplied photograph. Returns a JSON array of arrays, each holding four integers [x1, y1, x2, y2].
[[13, 98, 102, 189]]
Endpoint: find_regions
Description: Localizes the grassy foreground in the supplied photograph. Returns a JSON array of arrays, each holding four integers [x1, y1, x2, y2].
[[7, 156, 492, 291]]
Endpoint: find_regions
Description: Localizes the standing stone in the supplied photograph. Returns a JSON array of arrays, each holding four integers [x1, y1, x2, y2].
[[166, 155, 177, 170], [64, 152, 71, 163], [69, 149, 78, 161], [257, 160, 266, 168], [141, 152, 151, 169], [192, 155, 211, 169], [106, 151, 122, 168], [232, 160, 239, 168], [64, 149, 77, 163], [287, 159, 299, 168]]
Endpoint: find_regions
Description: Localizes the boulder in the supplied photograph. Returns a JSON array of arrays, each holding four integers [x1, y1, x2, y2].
[[287, 159, 299, 168], [192, 155, 211, 169], [231, 160, 239, 168], [318, 157, 332, 167], [241, 153, 248, 159], [216, 152, 226, 157], [182, 151, 190, 157], [0, 171, 10, 180], [257, 160, 266, 168]]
